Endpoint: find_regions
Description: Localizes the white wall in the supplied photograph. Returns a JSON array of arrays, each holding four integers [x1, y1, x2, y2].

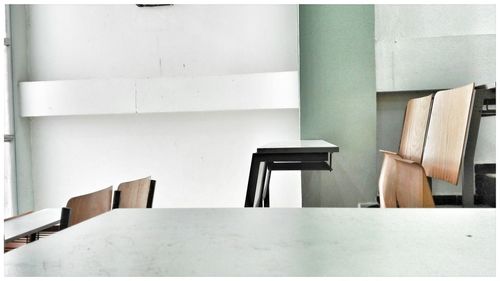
[[22, 5, 301, 208], [27, 5, 298, 80], [375, 5, 495, 91], [375, 5, 495, 195]]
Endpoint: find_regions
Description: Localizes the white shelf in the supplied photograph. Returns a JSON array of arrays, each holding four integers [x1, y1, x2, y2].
[[20, 71, 299, 117]]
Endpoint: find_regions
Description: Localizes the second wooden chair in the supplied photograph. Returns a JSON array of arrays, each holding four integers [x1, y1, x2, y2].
[[112, 176, 156, 209]]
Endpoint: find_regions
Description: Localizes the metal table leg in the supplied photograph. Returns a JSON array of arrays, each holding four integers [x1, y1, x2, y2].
[[262, 162, 272, 207], [245, 153, 262, 207], [256, 161, 268, 207], [245, 152, 333, 207]]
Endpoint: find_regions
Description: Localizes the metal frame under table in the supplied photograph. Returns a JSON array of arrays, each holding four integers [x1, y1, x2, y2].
[[244, 140, 339, 207]]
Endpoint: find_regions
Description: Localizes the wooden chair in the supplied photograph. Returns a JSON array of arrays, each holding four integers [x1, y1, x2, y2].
[[64, 186, 113, 227], [379, 94, 433, 207], [381, 83, 475, 207], [112, 176, 155, 209], [421, 83, 475, 185]]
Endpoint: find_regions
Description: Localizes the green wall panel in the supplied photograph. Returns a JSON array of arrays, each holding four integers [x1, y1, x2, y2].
[[299, 5, 377, 206]]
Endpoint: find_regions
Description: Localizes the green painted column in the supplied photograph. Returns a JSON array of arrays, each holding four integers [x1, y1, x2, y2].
[[299, 5, 377, 207]]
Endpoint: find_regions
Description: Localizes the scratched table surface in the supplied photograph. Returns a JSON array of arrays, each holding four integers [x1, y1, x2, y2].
[[4, 208, 495, 277]]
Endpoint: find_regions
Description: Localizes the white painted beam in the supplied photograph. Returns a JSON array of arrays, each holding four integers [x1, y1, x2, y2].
[[20, 79, 136, 116], [20, 71, 299, 117], [136, 71, 299, 113]]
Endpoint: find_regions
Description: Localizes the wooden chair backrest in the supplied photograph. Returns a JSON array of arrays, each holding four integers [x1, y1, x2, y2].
[[421, 83, 475, 185], [117, 176, 154, 208], [398, 94, 433, 163], [66, 186, 112, 226]]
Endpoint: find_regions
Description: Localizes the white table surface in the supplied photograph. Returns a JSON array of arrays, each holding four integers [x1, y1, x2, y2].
[[4, 208, 495, 277], [4, 208, 61, 243]]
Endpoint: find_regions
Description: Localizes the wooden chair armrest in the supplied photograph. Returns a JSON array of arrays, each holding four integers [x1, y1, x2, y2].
[[393, 158, 418, 165], [379, 149, 398, 155]]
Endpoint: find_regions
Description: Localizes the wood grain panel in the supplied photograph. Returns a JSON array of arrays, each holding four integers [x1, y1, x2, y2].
[[66, 186, 112, 226], [398, 94, 433, 163], [421, 83, 475, 185], [117, 176, 152, 208], [394, 159, 435, 208]]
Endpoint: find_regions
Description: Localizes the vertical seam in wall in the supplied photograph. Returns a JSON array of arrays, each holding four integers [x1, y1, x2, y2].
[[157, 35, 162, 77], [24, 5, 31, 80], [391, 46, 396, 90], [296, 4, 303, 206], [24, 5, 35, 212], [134, 80, 138, 113], [26, 4, 35, 211], [296, 4, 301, 137]]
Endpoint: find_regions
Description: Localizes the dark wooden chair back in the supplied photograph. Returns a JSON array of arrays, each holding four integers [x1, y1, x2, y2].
[[113, 177, 155, 209], [66, 186, 112, 226]]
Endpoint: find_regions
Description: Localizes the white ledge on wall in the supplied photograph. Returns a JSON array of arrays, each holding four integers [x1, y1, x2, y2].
[[20, 71, 299, 117]]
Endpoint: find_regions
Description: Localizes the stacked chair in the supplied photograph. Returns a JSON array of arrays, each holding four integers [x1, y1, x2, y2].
[[379, 83, 475, 207]]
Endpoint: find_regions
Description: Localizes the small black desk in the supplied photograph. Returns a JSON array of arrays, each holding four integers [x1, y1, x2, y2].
[[245, 140, 339, 207]]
